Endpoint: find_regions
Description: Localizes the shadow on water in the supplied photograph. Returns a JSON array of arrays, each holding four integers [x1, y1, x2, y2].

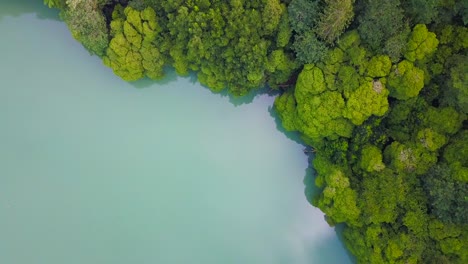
[[219, 86, 269, 107], [303, 159, 356, 263], [268, 105, 304, 145], [130, 66, 271, 107], [129, 66, 179, 89], [334, 224, 358, 263], [307, 232, 356, 264], [186, 71, 270, 107], [303, 165, 318, 205], [0, 0, 60, 21], [303, 157, 356, 263]]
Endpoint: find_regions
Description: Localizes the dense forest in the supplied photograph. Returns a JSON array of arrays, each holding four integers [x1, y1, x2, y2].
[[44, 0, 467, 263]]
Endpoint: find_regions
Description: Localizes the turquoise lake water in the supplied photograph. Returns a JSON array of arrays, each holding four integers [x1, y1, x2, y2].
[[0, 2, 351, 263]]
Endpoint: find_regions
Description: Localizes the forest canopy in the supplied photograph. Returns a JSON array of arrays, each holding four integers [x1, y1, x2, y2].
[[46, 0, 467, 263]]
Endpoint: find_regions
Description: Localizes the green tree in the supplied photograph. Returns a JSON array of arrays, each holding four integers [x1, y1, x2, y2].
[[422, 106, 464, 135], [344, 80, 389, 125], [429, 219, 468, 262], [360, 168, 406, 225], [384, 141, 437, 175], [296, 90, 353, 140], [285, 64, 354, 140], [262, 0, 284, 35], [313, 155, 361, 226], [359, 144, 385, 172], [103, 6, 164, 81], [416, 128, 447, 152], [44, 0, 66, 8], [366, 55, 391, 78], [274, 89, 298, 131], [387, 60, 425, 100], [275, 11, 292, 48], [405, 24, 439, 62]]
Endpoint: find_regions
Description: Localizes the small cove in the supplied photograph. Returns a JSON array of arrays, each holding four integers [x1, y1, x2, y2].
[[0, 2, 352, 263]]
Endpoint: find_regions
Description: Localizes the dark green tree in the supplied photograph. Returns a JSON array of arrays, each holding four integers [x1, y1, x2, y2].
[[357, 0, 410, 61]]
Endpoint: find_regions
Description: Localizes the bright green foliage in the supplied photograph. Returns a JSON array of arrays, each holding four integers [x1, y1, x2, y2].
[[313, 155, 361, 226], [320, 49, 345, 90], [344, 81, 389, 125], [337, 65, 360, 99], [103, 6, 164, 81], [337, 30, 369, 72], [403, 207, 428, 237], [62, 0, 297, 94], [162, 0, 295, 95], [344, 223, 426, 263], [429, 220, 468, 262], [337, 29, 361, 50], [273, 89, 297, 131], [416, 128, 447, 151], [316, 0, 355, 44], [295, 64, 326, 96], [422, 107, 464, 135], [276, 11, 292, 48], [360, 168, 405, 225], [366, 55, 391, 78], [384, 141, 437, 175], [266, 49, 298, 87], [359, 145, 385, 172], [295, 90, 353, 140], [348, 46, 368, 72], [388, 60, 425, 100], [262, 0, 284, 35], [282, 2, 467, 261], [61, 0, 109, 56], [275, 63, 354, 140], [44, 0, 65, 8], [405, 24, 439, 62]]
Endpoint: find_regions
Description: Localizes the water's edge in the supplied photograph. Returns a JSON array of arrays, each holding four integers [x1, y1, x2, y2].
[[0, 2, 353, 264]]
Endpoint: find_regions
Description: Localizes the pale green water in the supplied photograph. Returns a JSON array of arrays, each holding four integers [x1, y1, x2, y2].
[[0, 2, 351, 264]]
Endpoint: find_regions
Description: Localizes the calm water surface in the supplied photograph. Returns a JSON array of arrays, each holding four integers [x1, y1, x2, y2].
[[0, 2, 351, 264]]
